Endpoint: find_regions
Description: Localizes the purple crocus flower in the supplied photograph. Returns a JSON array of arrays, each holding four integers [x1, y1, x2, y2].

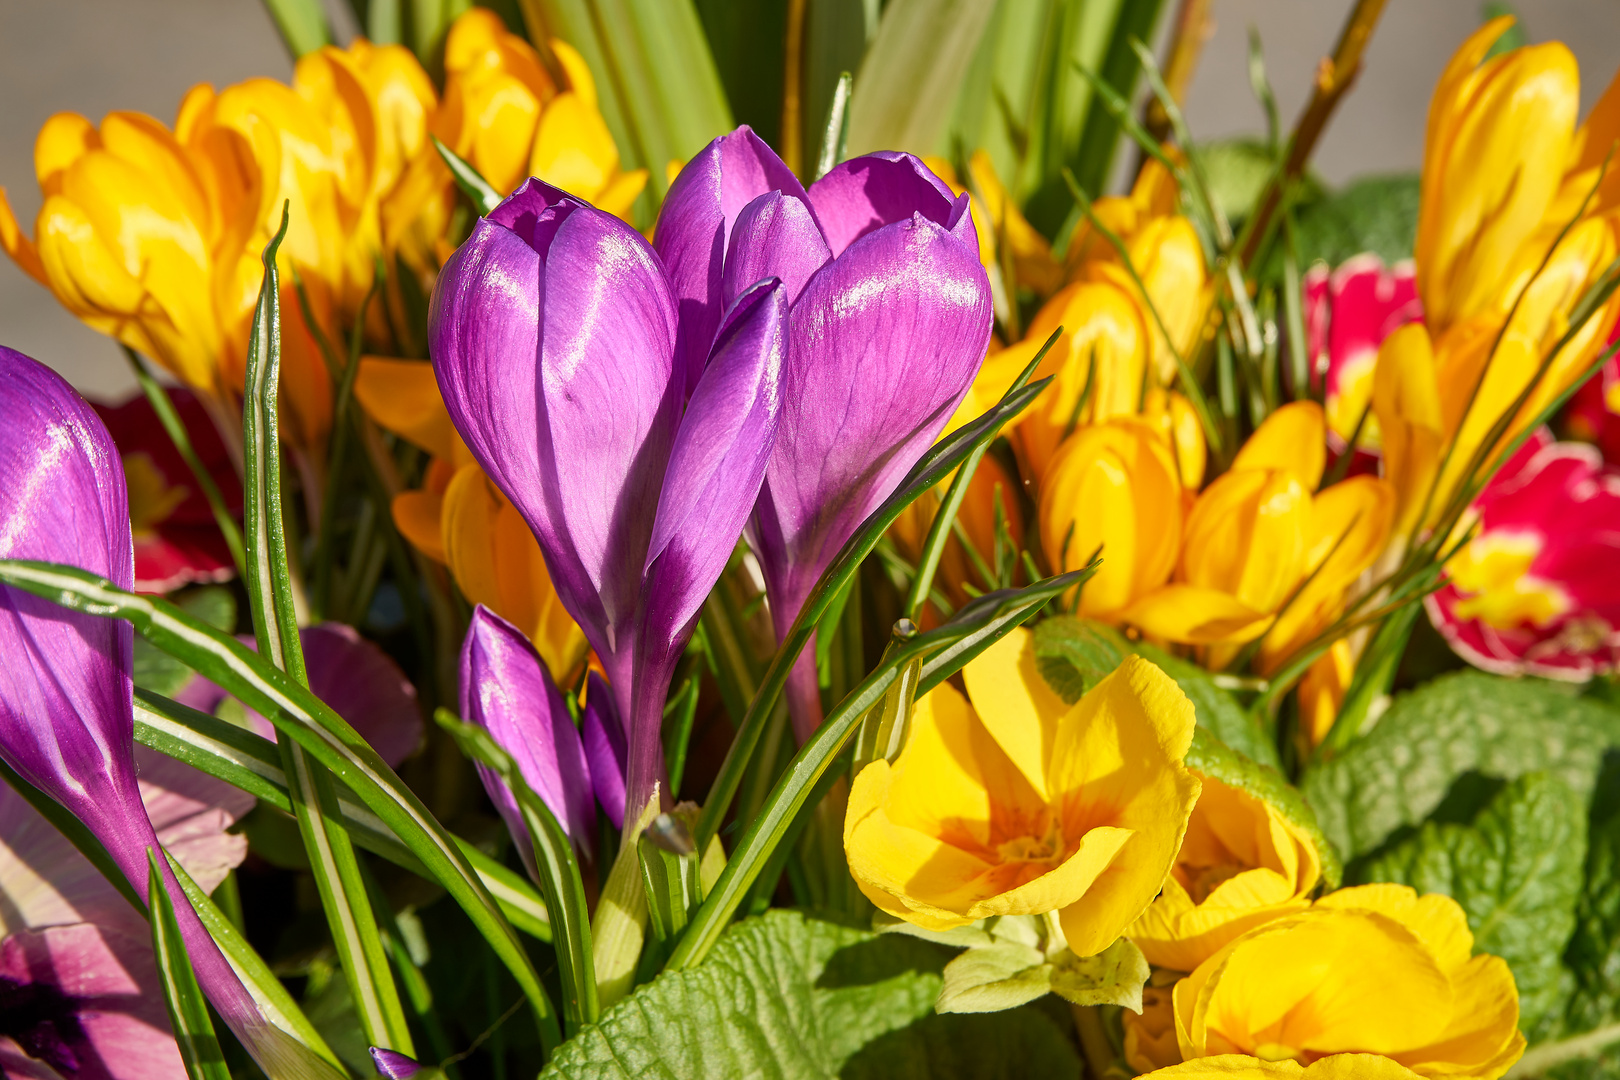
[[654, 129, 994, 740], [370, 1047, 423, 1079], [431, 179, 788, 825], [460, 606, 597, 870], [580, 672, 627, 831], [0, 346, 302, 1072]]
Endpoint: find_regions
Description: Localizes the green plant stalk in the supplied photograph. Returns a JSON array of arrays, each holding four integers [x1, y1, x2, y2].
[[1067, 0, 1169, 198], [241, 208, 413, 1056], [813, 71, 854, 181], [147, 849, 231, 1080], [132, 687, 553, 942], [119, 347, 247, 578], [0, 559, 562, 1049], [904, 444, 989, 622], [670, 573, 1086, 969], [260, 0, 329, 57], [1281, 208, 1311, 401], [312, 273, 380, 616], [692, 357, 1057, 852], [1315, 600, 1420, 757], [434, 136, 502, 215]]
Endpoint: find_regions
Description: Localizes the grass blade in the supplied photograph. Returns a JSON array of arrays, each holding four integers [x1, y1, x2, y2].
[[433, 136, 501, 216], [147, 848, 231, 1080], [693, 361, 1056, 851], [241, 207, 413, 1056]]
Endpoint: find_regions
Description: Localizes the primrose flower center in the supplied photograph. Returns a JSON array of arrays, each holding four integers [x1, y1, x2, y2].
[[995, 816, 1068, 870]]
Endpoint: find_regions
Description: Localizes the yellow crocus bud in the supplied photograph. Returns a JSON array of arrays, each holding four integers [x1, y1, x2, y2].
[[1171, 884, 1525, 1078], [1039, 421, 1184, 619], [1140, 387, 1207, 490], [1127, 773, 1321, 973], [1004, 279, 1150, 480], [1417, 19, 1579, 336], [845, 629, 1201, 957], [965, 149, 1062, 296], [354, 356, 585, 680], [1298, 639, 1354, 749], [1082, 214, 1207, 386], [1229, 401, 1325, 490], [1372, 323, 1445, 540]]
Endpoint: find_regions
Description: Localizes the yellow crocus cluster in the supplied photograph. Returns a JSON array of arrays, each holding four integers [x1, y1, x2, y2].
[[1115, 402, 1395, 670], [0, 8, 639, 466], [354, 359, 585, 681], [1376, 17, 1620, 541]]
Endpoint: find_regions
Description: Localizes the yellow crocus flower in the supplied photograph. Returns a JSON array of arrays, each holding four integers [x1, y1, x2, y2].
[[1039, 419, 1185, 620], [1127, 773, 1321, 974], [844, 628, 1201, 957], [1417, 19, 1579, 337], [1078, 213, 1208, 386], [354, 357, 585, 680], [1140, 1054, 1427, 1078], [1123, 403, 1394, 655], [1297, 638, 1355, 750], [386, 7, 647, 245], [1171, 884, 1525, 1079]]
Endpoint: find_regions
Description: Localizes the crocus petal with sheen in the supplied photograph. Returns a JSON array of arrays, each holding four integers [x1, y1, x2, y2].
[[460, 605, 596, 869]]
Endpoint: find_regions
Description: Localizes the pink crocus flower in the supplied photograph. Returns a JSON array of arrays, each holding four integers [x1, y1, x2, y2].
[[1426, 430, 1620, 679]]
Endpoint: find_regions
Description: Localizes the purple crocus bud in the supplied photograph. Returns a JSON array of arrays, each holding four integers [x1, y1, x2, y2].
[[0, 347, 285, 1068], [432, 180, 789, 824], [743, 152, 992, 740], [461, 606, 596, 869], [655, 126, 815, 396], [580, 673, 627, 831], [370, 1047, 423, 1079]]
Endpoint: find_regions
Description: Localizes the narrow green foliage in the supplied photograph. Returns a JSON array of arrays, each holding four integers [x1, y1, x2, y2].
[[815, 71, 854, 180], [260, 0, 329, 56], [434, 136, 501, 215], [147, 849, 231, 1080]]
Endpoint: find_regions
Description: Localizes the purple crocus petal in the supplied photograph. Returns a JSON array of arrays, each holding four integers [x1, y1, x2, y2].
[[433, 179, 682, 691], [370, 1048, 422, 1079], [752, 217, 991, 740], [581, 672, 627, 831], [0, 925, 182, 1080], [0, 348, 274, 1064], [721, 193, 832, 309], [460, 606, 596, 871], [806, 153, 970, 259], [655, 127, 816, 396], [298, 624, 422, 768]]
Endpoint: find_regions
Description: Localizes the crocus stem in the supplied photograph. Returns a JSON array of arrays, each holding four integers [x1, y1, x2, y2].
[[784, 645, 824, 745]]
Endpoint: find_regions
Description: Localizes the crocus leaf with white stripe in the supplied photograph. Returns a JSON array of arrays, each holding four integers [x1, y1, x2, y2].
[[147, 847, 231, 1080]]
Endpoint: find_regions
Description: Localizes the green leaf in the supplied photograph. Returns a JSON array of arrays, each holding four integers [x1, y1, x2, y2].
[[539, 909, 1079, 1079], [259, 0, 329, 56], [1357, 772, 1588, 1038], [0, 559, 559, 1048], [846, 0, 998, 157], [1030, 616, 1339, 885], [1048, 936, 1149, 1011], [1032, 616, 1280, 770], [936, 943, 1051, 1013], [674, 572, 1086, 970], [1302, 671, 1620, 863], [147, 848, 231, 1080], [1566, 757, 1620, 1037], [432, 136, 500, 216], [1293, 173, 1421, 268]]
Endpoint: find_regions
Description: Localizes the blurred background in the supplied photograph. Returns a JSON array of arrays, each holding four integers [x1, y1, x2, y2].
[[2, 0, 1618, 400]]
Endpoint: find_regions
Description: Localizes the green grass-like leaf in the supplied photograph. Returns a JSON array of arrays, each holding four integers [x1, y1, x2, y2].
[[147, 848, 231, 1080]]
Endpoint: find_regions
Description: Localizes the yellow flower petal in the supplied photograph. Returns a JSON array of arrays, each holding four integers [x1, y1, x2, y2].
[[354, 356, 469, 463], [1122, 585, 1275, 646], [1231, 402, 1326, 491], [962, 626, 1067, 801]]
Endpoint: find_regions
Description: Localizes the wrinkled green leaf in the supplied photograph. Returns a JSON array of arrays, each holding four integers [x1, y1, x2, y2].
[[936, 943, 1050, 1014], [539, 909, 1078, 1078], [1032, 617, 1280, 770], [1048, 936, 1148, 1011], [1359, 772, 1587, 1038], [1293, 173, 1421, 268], [1567, 757, 1620, 1038], [1303, 672, 1620, 862]]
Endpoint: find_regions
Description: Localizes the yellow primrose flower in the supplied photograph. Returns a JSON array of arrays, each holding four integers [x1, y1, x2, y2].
[[1141, 1054, 1426, 1078], [1417, 18, 1579, 337], [1123, 403, 1394, 656], [1039, 419, 1185, 620], [844, 628, 1201, 957], [1172, 884, 1525, 1079], [386, 7, 646, 245], [1127, 773, 1321, 973], [889, 453, 1023, 612], [354, 357, 586, 679]]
